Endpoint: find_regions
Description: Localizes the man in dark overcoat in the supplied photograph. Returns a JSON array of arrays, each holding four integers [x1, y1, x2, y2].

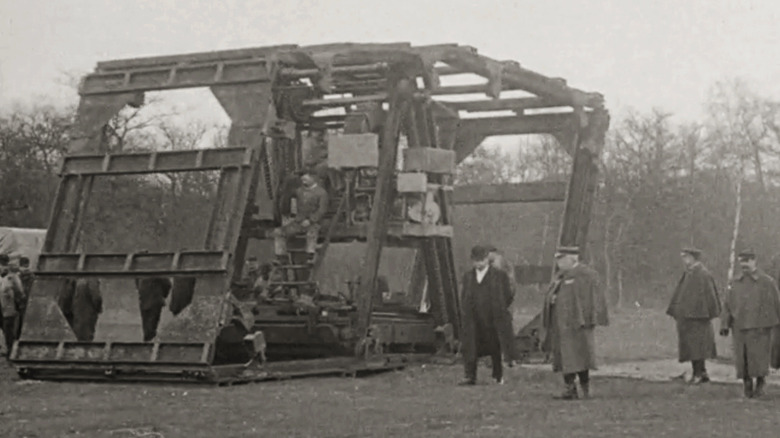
[[666, 247, 721, 383], [136, 277, 172, 342], [459, 245, 514, 386], [71, 278, 103, 341], [720, 250, 780, 398], [542, 246, 609, 400]]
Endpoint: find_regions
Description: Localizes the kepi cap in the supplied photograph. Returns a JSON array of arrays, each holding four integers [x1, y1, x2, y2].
[[681, 247, 702, 257], [738, 249, 756, 260], [554, 246, 580, 258]]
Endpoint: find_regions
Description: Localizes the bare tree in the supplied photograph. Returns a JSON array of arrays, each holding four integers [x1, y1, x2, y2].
[[0, 104, 73, 226]]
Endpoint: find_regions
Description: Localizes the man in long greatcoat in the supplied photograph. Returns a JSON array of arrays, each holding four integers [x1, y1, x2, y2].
[[486, 245, 518, 366], [765, 253, 780, 372], [0, 258, 24, 357], [71, 278, 103, 342], [542, 246, 609, 400], [136, 277, 172, 342], [666, 247, 721, 383], [459, 245, 514, 386], [720, 250, 780, 398]]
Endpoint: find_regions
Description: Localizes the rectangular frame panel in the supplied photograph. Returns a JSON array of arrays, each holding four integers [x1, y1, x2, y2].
[[36, 251, 229, 276], [12, 340, 210, 365], [60, 148, 253, 176], [18, 146, 259, 371], [80, 59, 272, 95]]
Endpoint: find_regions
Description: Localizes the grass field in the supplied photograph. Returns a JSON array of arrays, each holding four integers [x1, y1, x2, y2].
[[1, 309, 777, 438]]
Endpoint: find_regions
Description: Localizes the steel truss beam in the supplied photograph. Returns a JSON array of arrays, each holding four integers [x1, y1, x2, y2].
[[36, 251, 229, 276], [60, 148, 255, 176], [80, 43, 602, 111]]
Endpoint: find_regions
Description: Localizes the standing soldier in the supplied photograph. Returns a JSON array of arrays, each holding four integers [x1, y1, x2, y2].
[[666, 247, 721, 383], [136, 277, 172, 342], [542, 246, 609, 400], [765, 253, 780, 375], [459, 245, 514, 386], [0, 255, 24, 357], [71, 278, 103, 342], [486, 245, 518, 367], [15, 256, 34, 338], [720, 250, 780, 398]]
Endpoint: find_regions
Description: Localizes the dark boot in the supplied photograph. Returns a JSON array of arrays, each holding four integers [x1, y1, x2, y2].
[[697, 360, 710, 383], [458, 378, 476, 386], [754, 377, 766, 398], [555, 382, 579, 400], [577, 371, 591, 399], [581, 381, 590, 399], [743, 379, 754, 398]]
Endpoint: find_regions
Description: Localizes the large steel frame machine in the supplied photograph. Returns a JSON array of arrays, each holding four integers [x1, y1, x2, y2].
[[10, 43, 608, 383]]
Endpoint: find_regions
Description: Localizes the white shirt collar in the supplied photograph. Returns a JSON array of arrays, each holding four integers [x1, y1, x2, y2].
[[476, 266, 489, 283]]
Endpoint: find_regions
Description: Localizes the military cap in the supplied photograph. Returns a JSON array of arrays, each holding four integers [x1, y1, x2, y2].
[[737, 249, 756, 260], [554, 246, 580, 258], [0, 254, 9, 265], [484, 244, 498, 253], [19, 256, 30, 267], [470, 245, 489, 261], [681, 247, 702, 257]]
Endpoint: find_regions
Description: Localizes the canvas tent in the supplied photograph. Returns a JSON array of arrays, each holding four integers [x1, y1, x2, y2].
[[0, 227, 47, 268]]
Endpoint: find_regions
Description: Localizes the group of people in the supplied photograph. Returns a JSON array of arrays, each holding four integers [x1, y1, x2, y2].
[[458, 244, 780, 400], [668, 247, 780, 398], [0, 254, 33, 357], [458, 244, 608, 399]]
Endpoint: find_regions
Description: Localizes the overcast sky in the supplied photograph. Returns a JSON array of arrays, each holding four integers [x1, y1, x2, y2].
[[1, 0, 779, 122]]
